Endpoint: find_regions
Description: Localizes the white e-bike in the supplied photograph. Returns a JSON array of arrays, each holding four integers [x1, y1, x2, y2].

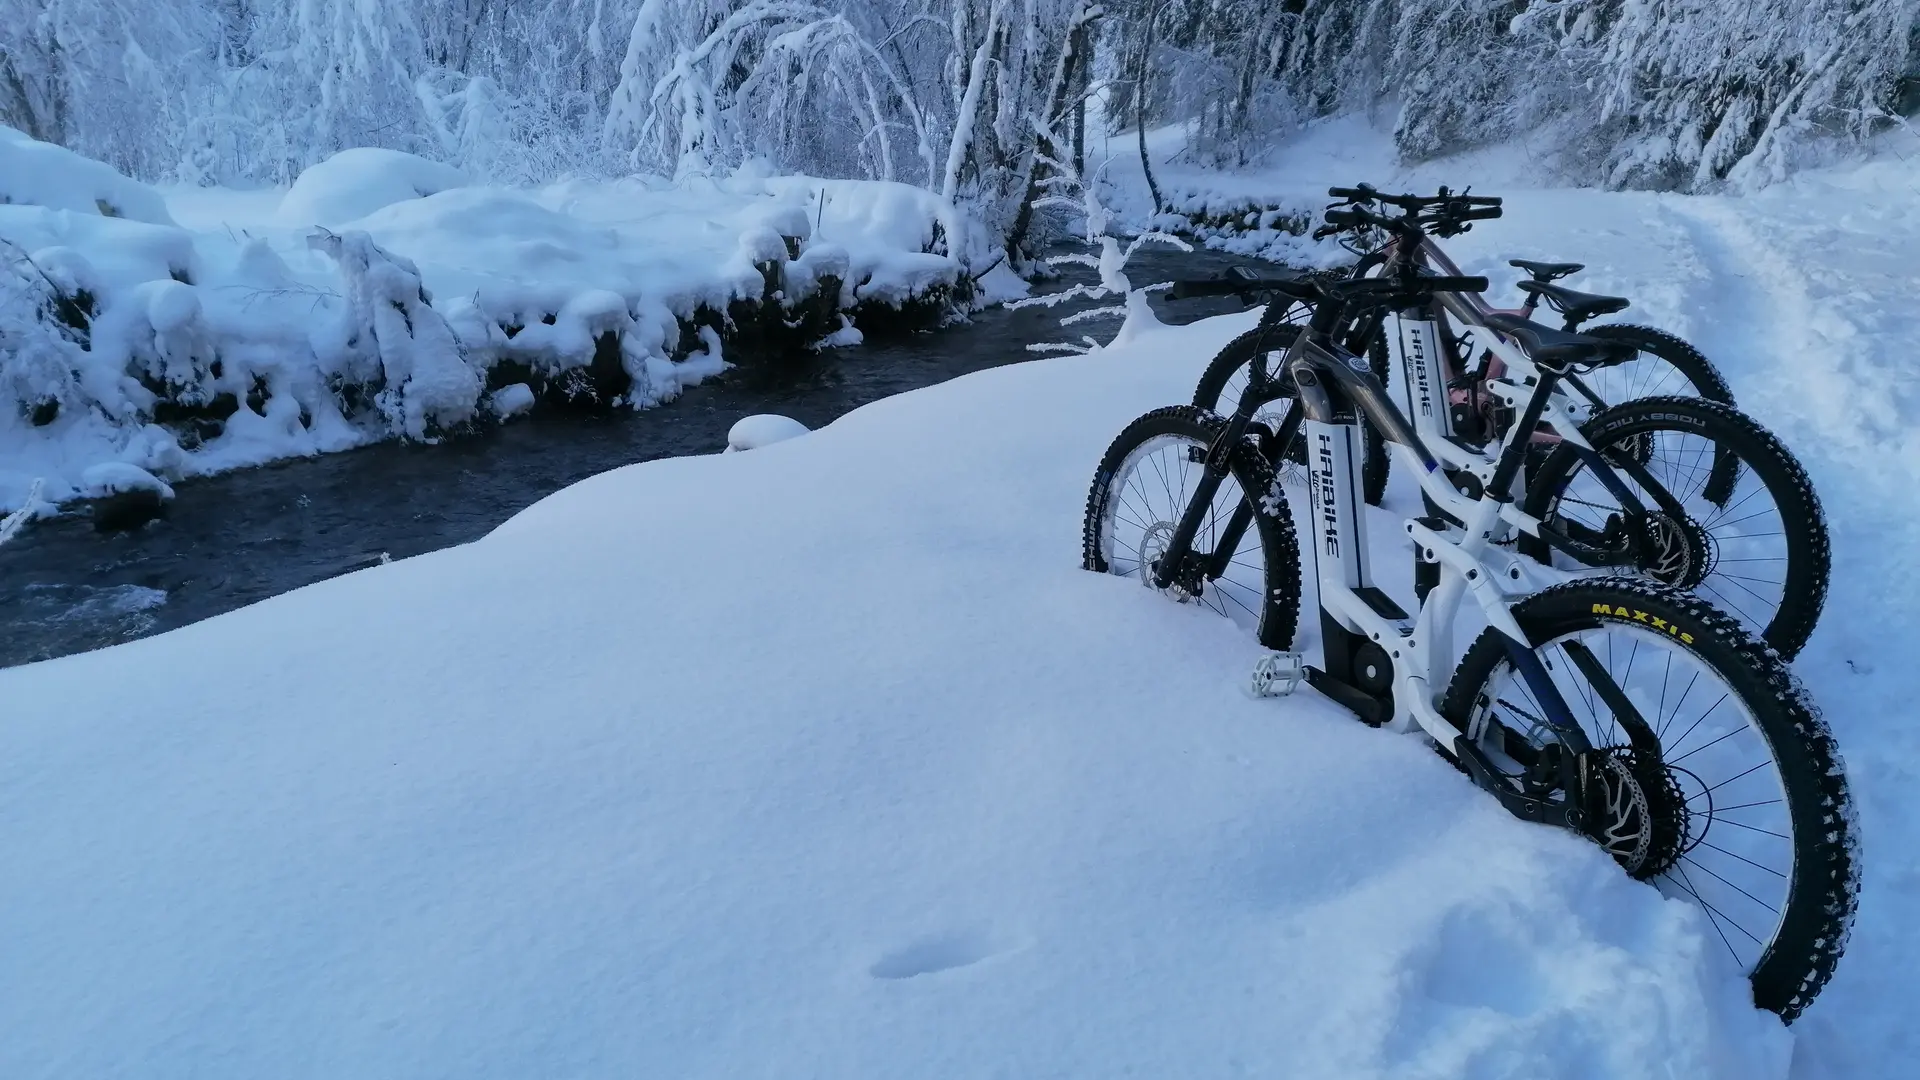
[[1082, 268, 1857, 1022]]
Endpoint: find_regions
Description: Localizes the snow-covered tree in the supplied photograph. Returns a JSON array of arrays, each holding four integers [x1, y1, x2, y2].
[[7, 0, 1919, 197]]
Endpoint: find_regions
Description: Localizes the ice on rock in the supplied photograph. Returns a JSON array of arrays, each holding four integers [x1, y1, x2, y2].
[[491, 383, 537, 419], [737, 226, 792, 265], [79, 461, 174, 500], [724, 413, 810, 453]]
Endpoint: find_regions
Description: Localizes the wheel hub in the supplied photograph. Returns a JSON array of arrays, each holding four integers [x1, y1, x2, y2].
[[1637, 510, 1713, 590], [1137, 521, 1200, 602], [1587, 747, 1690, 880]]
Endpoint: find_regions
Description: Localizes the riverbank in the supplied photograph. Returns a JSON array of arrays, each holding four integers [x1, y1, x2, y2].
[[0, 242, 1267, 669], [0, 309, 1797, 1079], [1, 133, 1021, 517]]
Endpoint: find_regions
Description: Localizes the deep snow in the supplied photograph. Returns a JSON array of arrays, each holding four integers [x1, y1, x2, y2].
[[0, 313, 1794, 1079], [5, 117, 1918, 1076]]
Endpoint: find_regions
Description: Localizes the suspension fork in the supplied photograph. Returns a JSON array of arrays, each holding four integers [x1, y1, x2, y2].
[[1150, 412, 1250, 592], [1203, 402, 1304, 580], [1193, 304, 1340, 584], [1153, 325, 1302, 591]]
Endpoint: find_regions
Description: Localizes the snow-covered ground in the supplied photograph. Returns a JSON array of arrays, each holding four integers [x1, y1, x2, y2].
[[0, 131, 1008, 514], [4, 117, 1917, 1076], [0, 312, 1800, 1079], [1100, 118, 1920, 1075]]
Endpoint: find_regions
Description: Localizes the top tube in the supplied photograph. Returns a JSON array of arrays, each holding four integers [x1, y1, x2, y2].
[[1286, 333, 1440, 475], [1415, 237, 1495, 317]]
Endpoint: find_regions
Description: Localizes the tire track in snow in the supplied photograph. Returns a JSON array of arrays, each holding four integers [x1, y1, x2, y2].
[[1660, 195, 1916, 498], [1666, 193, 1920, 1077]]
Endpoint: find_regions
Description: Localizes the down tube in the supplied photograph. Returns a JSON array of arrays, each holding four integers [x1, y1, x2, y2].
[[1301, 418, 1373, 592]]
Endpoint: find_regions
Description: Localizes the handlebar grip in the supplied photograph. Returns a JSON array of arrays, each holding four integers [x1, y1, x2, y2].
[[1459, 206, 1503, 221], [1167, 278, 1230, 300], [1420, 275, 1489, 293], [1322, 207, 1369, 228], [1460, 194, 1503, 207], [1327, 185, 1376, 200]]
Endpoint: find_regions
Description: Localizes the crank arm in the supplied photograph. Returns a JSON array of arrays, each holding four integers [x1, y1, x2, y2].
[[1451, 735, 1585, 830]]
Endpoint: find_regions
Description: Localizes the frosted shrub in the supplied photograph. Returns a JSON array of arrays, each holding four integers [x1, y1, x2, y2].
[[307, 229, 482, 440]]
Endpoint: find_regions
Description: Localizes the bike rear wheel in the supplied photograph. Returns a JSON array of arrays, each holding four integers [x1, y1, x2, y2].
[[1441, 578, 1858, 1023], [1568, 323, 1735, 417], [1521, 395, 1829, 659], [1082, 405, 1302, 649]]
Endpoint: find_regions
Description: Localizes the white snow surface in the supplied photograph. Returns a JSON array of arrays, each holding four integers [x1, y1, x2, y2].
[[0, 124, 177, 225], [0, 137, 975, 512], [275, 148, 472, 228], [6, 117, 1919, 1076], [723, 412, 810, 452], [0, 313, 1793, 1079]]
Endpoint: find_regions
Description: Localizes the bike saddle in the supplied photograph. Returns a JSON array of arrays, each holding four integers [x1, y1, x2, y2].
[[1509, 259, 1583, 282], [1515, 279, 1631, 324], [1482, 312, 1635, 369]]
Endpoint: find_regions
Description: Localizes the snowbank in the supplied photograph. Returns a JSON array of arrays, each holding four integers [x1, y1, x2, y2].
[[0, 125, 176, 225], [0, 136, 978, 512], [0, 314, 1792, 1079], [275, 148, 471, 228]]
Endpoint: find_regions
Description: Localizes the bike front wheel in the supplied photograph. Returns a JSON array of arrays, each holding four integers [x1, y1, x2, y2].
[[1441, 578, 1858, 1022], [1191, 324, 1392, 507], [1082, 405, 1302, 649]]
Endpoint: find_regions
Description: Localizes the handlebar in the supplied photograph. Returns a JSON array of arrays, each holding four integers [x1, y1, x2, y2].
[[1165, 266, 1311, 301], [1317, 183, 1505, 241], [1325, 185, 1502, 211], [1164, 270, 1487, 306]]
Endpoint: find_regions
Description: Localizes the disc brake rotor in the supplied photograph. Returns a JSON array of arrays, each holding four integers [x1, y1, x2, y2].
[[1588, 746, 1691, 880], [1638, 510, 1714, 590], [1136, 521, 1197, 602]]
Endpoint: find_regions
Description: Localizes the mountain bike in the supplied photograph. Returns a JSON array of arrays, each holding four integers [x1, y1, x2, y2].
[[1082, 268, 1857, 1023], [1194, 190, 1735, 508], [1189, 187, 1828, 659]]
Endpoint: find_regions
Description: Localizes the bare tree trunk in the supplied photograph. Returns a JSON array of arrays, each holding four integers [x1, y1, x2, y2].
[[1136, 25, 1163, 215], [1004, 2, 1100, 260]]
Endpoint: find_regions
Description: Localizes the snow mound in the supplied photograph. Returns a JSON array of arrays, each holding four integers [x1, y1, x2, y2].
[[0, 314, 1791, 1079], [0, 125, 176, 225], [79, 462, 174, 500], [723, 413, 809, 452], [277, 149, 471, 228]]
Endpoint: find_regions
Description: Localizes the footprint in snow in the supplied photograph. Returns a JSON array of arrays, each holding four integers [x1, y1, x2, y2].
[[869, 928, 1003, 980]]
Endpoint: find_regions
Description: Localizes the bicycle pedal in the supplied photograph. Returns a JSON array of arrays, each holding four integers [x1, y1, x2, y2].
[[1249, 651, 1308, 698]]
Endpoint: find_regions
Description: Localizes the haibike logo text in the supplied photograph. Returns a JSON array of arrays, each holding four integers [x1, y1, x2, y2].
[[1315, 433, 1340, 556], [1405, 326, 1433, 416]]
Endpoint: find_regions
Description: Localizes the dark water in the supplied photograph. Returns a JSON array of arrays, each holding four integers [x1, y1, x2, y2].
[[0, 247, 1269, 668]]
